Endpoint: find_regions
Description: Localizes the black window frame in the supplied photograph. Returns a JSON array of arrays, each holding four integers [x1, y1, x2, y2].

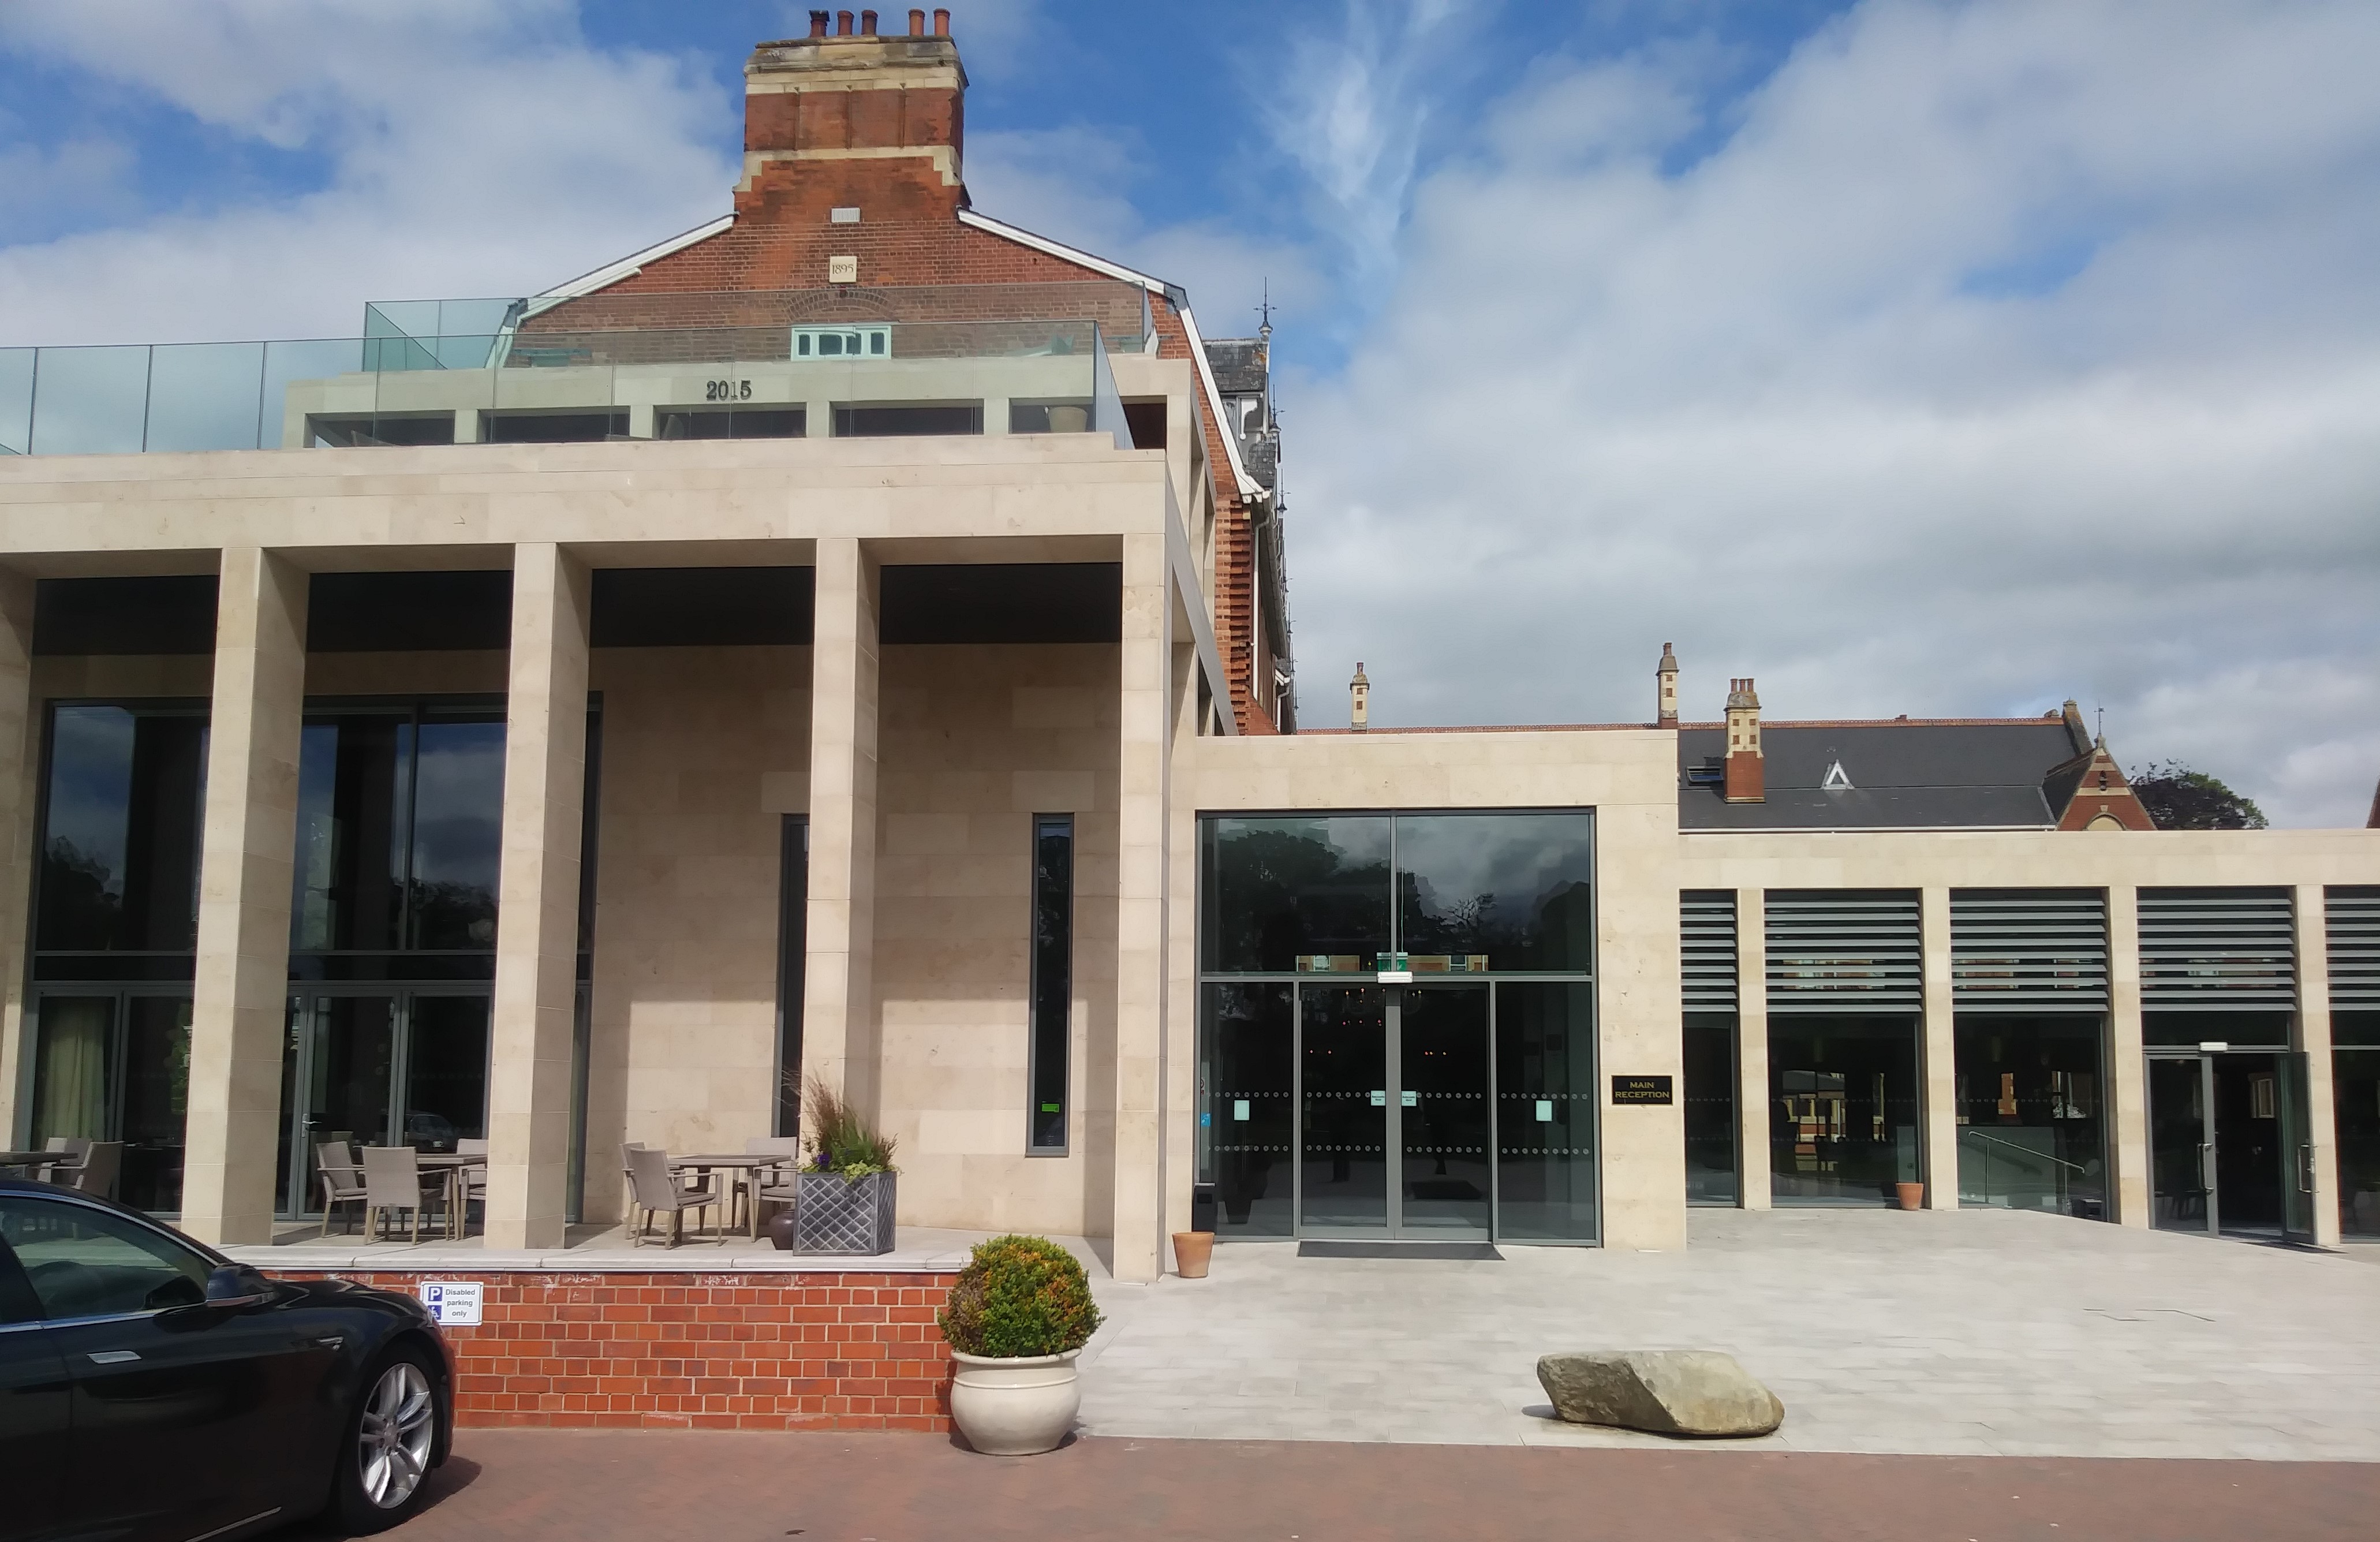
[[1028, 814, 1075, 1155]]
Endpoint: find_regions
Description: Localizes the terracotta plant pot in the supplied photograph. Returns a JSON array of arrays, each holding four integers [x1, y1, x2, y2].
[[1896, 1182, 1926, 1211], [948, 1350, 1080, 1455], [1171, 1230, 1214, 1279]]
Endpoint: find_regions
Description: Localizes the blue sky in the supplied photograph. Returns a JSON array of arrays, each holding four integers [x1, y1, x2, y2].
[[3, 1, 2377, 824]]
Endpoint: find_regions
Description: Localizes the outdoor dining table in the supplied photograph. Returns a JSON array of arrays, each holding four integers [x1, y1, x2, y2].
[[0, 1151, 54, 1170], [667, 1153, 783, 1240], [416, 1152, 487, 1240]]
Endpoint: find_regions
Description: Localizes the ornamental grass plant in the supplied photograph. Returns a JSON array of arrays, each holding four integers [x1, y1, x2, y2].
[[937, 1234, 1103, 1358], [798, 1073, 898, 1177]]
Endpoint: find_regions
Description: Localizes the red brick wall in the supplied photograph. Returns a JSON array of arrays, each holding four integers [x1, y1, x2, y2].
[[274, 1270, 957, 1432]]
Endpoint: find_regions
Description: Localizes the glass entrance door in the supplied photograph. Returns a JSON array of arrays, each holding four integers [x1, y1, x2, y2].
[[1299, 987, 1388, 1231], [2148, 1051, 2299, 1241], [1396, 986, 1490, 1235], [277, 991, 491, 1220], [1296, 984, 1489, 1238]]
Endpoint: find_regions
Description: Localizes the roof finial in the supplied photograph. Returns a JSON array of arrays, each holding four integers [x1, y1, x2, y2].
[[1257, 279, 1274, 342]]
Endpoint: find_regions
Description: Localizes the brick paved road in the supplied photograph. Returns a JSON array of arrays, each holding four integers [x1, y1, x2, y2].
[[290, 1429, 2380, 1542]]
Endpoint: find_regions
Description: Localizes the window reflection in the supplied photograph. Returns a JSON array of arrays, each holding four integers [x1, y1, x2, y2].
[[38, 705, 207, 954], [1201, 816, 1390, 972], [1952, 1014, 2107, 1219], [1495, 982, 1597, 1241], [1769, 1017, 1921, 1206], [1199, 983, 1294, 1236], [290, 707, 505, 955], [1396, 814, 1594, 972]]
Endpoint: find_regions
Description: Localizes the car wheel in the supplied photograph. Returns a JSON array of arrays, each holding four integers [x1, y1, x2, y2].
[[330, 1344, 445, 1533]]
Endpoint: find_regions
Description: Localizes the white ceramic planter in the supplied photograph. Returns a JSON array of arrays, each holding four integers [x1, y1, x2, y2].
[[947, 1349, 1081, 1455]]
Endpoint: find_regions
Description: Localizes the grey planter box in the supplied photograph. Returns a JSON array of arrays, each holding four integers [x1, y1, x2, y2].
[[793, 1170, 896, 1254]]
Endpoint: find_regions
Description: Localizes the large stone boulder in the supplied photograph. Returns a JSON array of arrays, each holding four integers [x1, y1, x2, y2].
[[1535, 1350, 1784, 1437]]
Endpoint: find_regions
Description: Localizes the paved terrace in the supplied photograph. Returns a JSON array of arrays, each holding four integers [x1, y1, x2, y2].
[[1073, 1210, 2380, 1461], [238, 1208, 2380, 1461]]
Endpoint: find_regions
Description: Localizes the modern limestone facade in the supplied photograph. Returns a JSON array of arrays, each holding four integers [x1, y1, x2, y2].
[[2, 21, 2375, 1285]]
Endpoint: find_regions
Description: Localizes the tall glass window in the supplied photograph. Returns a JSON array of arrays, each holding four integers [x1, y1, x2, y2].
[[1768, 1017, 1922, 1205], [1396, 813, 1594, 972], [1027, 816, 1074, 1153], [1494, 981, 1598, 1241], [2336, 1012, 2380, 1240], [1952, 1015, 2108, 1219], [1683, 1013, 1740, 1205], [289, 702, 505, 968], [36, 704, 207, 967], [1199, 983, 1295, 1236], [775, 816, 809, 1138]]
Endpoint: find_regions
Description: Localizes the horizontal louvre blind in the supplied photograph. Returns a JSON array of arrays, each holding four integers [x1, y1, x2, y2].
[[1682, 890, 1737, 1010], [2138, 887, 2295, 1010], [2332, 886, 2380, 1010], [1765, 890, 1921, 1014], [1951, 889, 2108, 1010]]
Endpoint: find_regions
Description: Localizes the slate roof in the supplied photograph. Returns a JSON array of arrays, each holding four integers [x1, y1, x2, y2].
[[1204, 338, 1267, 395], [1678, 718, 2091, 830]]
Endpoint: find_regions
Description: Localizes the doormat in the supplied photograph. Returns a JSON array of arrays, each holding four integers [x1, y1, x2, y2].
[[1297, 1241, 1502, 1260]]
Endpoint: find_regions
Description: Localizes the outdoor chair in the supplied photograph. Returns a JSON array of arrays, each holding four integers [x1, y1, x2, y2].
[[360, 1146, 443, 1244], [456, 1137, 488, 1229], [38, 1136, 91, 1185], [748, 1136, 804, 1227], [624, 1146, 719, 1248], [61, 1141, 121, 1201], [316, 1142, 368, 1237]]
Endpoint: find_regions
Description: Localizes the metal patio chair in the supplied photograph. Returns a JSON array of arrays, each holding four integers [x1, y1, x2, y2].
[[360, 1146, 443, 1244], [317, 1142, 368, 1237], [624, 1146, 719, 1248], [746, 1136, 804, 1229], [59, 1141, 121, 1201], [38, 1136, 91, 1185]]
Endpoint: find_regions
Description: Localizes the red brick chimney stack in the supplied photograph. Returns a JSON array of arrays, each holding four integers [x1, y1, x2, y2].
[[1724, 677, 1764, 803], [739, 16, 968, 227]]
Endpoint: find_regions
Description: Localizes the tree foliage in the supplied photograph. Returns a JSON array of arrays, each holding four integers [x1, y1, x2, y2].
[[2127, 760, 2267, 830]]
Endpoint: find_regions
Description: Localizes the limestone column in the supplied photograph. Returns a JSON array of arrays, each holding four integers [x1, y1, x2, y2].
[[1111, 531, 1170, 1282], [2295, 883, 2340, 1247], [2106, 885, 2150, 1227], [0, 572, 38, 1147], [1735, 888, 1770, 1209], [483, 543, 591, 1249], [181, 548, 309, 1245], [1921, 887, 1959, 1209], [799, 537, 881, 1117]]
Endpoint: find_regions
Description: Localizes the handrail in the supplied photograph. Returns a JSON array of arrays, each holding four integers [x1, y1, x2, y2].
[[1959, 1126, 2089, 1174]]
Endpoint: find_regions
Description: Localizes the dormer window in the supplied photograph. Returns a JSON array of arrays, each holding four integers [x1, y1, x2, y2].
[[793, 324, 890, 359]]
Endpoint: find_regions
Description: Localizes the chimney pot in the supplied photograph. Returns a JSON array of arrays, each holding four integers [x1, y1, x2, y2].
[[837, 10, 854, 34], [861, 9, 877, 32], [910, 8, 925, 33], [809, 9, 830, 36], [935, 8, 951, 35]]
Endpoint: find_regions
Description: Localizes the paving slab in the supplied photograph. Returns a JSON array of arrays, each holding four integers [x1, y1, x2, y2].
[[1074, 1208, 2380, 1459]]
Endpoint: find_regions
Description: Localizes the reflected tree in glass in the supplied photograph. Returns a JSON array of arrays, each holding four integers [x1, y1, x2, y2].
[[1201, 816, 1390, 971], [1396, 813, 1594, 971]]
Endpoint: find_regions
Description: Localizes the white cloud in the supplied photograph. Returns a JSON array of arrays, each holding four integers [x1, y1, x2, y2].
[[0, 0, 735, 342], [965, 125, 1324, 339], [1286, 0, 2380, 826]]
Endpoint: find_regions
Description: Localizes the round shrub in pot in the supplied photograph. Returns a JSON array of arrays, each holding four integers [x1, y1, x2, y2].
[[939, 1234, 1103, 1455]]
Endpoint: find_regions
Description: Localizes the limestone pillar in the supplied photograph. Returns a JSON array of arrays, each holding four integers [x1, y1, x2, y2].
[[483, 543, 591, 1249], [0, 572, 38, 1148], [1735, 888, 1770, 1209], [2106, 884, 2150, 1227], [2295, 883, 2340, 1247], [799, 537, 881, 1117], [1161, 634, 1201, 1242], [1921, 887, 1959, 1209], [1111, 531, 1170, 1282], [181, 548, 309, 1245]]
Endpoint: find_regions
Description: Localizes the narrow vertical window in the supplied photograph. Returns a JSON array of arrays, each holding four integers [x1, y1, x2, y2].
[[1029, 815, 1074, 1153], [776, 815, 809, 1138]]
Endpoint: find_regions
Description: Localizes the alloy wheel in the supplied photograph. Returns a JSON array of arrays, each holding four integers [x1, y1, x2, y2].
[[356, 1360, 436, 1509]]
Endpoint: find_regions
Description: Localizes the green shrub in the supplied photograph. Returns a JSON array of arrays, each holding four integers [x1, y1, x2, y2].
[[937, 1234, 1103, 1357], [798, 1073, 898, 1177]]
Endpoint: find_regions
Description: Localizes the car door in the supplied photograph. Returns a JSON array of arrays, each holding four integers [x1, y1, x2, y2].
[[0, 1234, 73, 1542], [0, 1194, 325, 1542]]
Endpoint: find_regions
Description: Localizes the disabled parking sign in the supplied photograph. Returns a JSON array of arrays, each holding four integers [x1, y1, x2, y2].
[[419, 1280, 484, 1327]]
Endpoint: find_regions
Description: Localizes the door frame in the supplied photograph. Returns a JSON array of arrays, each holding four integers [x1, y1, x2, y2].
[[1291, 981, 1494, 1241], [2145, 1045, 2312, 1244], [279, 984, 494, 1219]]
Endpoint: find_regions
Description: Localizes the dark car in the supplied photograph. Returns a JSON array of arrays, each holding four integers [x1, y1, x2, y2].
[[0, 1176, 454, 1542]]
